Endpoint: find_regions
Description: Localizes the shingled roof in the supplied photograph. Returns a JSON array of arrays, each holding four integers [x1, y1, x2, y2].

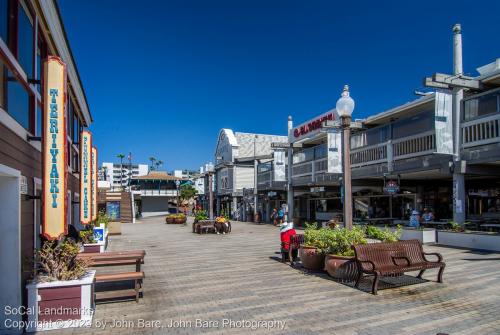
[[132, 171, 182, 181]]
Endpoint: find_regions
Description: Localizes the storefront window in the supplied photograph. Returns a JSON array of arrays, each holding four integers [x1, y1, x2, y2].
[[18, 3, 34, 79], [35, 103, 42, 136], [0, 63, 5, 109], [6, 70, 30, 130], [463, 91, 499, 121], [0, 0, 7, 43]]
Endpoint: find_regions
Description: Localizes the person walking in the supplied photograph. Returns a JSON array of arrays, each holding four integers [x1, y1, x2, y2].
[[271, 208, 278, 226]]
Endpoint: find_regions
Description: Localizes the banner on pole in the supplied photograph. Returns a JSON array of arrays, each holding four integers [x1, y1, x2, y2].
[[435, 92, 453, 154], [91, 147, 98, 221], [273, 149, 286, 182], [42, 56, 68, 240], [80, 131, 92, 224], [327, 130, 342, 173]]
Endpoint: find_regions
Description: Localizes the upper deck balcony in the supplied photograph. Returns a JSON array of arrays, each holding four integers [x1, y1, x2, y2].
[[257, 161, 287, 190], [461, 89, 500, 161], [291, 143, 341, 185]]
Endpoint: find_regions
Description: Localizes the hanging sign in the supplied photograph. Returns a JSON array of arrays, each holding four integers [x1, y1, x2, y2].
[[80, 131, 92, 224], [42, 56, 67, 240], [435, 92, 453, 154], [327, 130, 342, 173], [383, 180, 400, 195], [91, 147, 98, 221], [273, 149, 286, 181]]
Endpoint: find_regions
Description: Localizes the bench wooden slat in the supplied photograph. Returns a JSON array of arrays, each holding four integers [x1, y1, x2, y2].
[[95, 271, 144, 283]]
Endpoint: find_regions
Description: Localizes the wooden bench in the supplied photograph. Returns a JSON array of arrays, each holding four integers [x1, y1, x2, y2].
[[77, 250, 146, 272], [281, 234, 304, 265], [353, 239, 445, 295], [95, 271, 144, 303]]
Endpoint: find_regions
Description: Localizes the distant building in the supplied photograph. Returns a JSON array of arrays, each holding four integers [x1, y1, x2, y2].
[[101, 162, 149, 189], [130, 171, 182, 217]]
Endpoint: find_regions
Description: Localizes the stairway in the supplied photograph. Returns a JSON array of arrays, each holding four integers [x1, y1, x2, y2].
[[120, 192, 134, 223]]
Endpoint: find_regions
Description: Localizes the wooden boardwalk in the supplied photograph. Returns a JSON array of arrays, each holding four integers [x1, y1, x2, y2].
[[51, 216, 500, 334]]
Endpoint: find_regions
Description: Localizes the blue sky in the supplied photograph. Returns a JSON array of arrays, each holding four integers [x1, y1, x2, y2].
[[58, 0, 500, 170]]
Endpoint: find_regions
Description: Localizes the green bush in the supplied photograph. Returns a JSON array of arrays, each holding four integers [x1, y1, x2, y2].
[[195, 210, 208, 221], [35, 238, 90, 281], [94, 211, 110, 229], [79, 228, 96, 244], [303, 223, 367, 256], [365, 225, 401, 242]]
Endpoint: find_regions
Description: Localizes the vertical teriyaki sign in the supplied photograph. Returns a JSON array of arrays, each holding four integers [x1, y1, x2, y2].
[[80, 131, 92, 224], [91, 147, 98, 221], [42, 56, 67, 240]]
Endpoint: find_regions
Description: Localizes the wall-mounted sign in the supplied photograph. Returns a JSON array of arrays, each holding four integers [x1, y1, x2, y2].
[[42, 56, 67, 240], [20, 175, 28, 195], [91, 147, 98, 221], [80, 131, 92, 224], [310, 187, 325, 193], [383, 180, 400, 195], [289, 110, 338, 143]]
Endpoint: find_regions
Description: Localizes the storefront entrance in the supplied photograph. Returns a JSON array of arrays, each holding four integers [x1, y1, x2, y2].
[[0, 164, 22, 333], [354, 194, 416, 221]]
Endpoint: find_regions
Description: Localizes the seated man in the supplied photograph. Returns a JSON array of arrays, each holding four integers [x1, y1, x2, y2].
[[280, 221, 297, 261], [422, 207, 435, 223], [409, 210, 421, 228]]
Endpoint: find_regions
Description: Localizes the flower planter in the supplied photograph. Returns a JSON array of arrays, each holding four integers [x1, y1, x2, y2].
[[437, 230, 500, 252], [324, 254, 358, 281], [26, 270, 95, 332], [166, 217, 175, 224], [175, 218, 186, 224], [400, 228, 436, 244], [299, 246, 325, 271], [82, 242, 105, 253]]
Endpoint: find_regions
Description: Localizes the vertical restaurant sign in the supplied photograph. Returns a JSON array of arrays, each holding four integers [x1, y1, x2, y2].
[[42, 56, 68, 240], [91, 147, 98, 221], [80, 131, 92, 224]]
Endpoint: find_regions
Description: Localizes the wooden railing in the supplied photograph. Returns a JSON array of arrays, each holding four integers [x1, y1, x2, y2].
[[350, 143, 388, 167], [392, 130, 436, 160], [462, 114, 500, 148]]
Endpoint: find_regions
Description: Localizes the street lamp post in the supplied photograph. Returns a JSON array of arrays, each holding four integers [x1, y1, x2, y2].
[[175, 179, 181, 214], [336, 85, 355, 230]]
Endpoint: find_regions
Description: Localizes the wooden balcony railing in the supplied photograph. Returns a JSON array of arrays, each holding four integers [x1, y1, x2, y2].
[[462, 114, 500, 148]]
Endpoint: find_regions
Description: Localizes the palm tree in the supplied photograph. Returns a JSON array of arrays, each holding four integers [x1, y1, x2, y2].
[[156, 160, 163, 170], [117, 154, 125, 188], [149, 156, 156, 171]]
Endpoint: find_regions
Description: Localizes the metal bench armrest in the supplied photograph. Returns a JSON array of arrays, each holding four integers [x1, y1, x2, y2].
[[392, 256, 410, 267], [423, 252, 443, 263], [358, 260, 376, 272]]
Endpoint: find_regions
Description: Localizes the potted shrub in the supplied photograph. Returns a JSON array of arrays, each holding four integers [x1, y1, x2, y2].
[[365, 225, 401, 243], [299, 223, 329, 271], [26, 238, 95, 332], [193, 210, 209, 232], [324, 227, 367, 280], [165, 214, 176, 224], [175, 213, 187, 224], [79, 226, 104, 253], [437, 222, 500, 252]]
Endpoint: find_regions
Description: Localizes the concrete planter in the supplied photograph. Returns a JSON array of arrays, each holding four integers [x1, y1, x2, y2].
[[400, 228, 436, 244], [108, 221, 122, 235], [26, 271, 95, 332], [437, 231, 500, 252]]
